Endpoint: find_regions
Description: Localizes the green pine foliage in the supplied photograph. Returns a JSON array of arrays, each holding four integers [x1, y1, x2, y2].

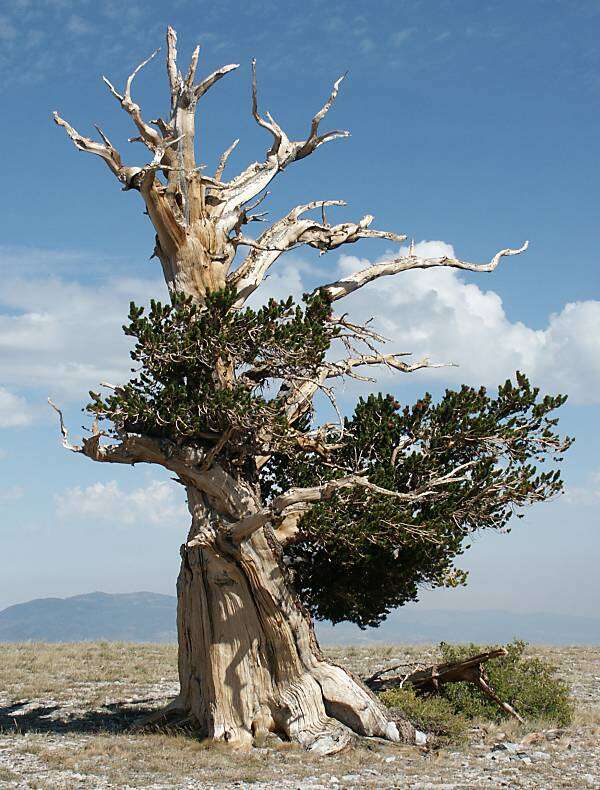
[[87, 288, 336, 454], [438, 640, 573, 726], [265, 379, 572, 627], [89, 287, 572, 628]]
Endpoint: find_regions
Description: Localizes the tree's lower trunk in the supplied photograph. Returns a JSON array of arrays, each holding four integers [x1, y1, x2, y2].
[[166, 484, 409, 754]]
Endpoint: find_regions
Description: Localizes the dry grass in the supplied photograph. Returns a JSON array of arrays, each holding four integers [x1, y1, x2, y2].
[[0, 642, 598, 788], [7, 734, 394, 787], [0, 642, 178, 703]]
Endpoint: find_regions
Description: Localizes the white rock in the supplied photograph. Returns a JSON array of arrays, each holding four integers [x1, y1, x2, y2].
[[492, 742, 520, 753]]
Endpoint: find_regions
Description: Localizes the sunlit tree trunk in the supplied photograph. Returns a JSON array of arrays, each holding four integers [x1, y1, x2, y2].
[[173, 484, 405, 753], [52, 24, 533, 753]]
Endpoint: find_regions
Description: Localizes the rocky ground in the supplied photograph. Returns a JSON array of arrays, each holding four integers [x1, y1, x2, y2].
[[0, 643, 598, 789]]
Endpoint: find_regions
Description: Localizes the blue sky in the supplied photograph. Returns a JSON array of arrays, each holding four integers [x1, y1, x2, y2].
[[1, 0, 599, 622]]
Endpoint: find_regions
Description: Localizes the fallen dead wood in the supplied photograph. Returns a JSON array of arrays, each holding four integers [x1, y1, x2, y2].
[[365, 648, 525, 723]]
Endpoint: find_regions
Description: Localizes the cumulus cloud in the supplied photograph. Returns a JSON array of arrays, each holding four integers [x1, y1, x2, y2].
[[0, 387, 34, 427], [331, 241, 600, 403], [245, 258, 310, 307], [0, 245, 312, 411], [55, 479, 188, 527], [563, 470, 600, 506], [0, 249, 166, 402], [2, 241, 599, 421]]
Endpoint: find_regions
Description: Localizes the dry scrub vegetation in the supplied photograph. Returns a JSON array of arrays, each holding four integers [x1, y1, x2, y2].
[[0, 642, 598, 788]]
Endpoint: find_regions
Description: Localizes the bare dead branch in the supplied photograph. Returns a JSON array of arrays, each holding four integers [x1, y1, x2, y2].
[[184, 45, 200, 90], [215, 138, 240, 181], [195, 62, 240, 99], [53, 112, 140, 187], [365, 648, 525, 724], [166, 26, 181, 115], [212, 66, 350, 215], [271, 465, 474, 513], [251, 58, 288, 152], [318, 242, 530, 302], [326, 353, 455, 379], [230, 202, 406, 304], [102, 48, 164, 152], [48, 399, 80, 452], [234, 460, 477, 543], [299, 72, 349, 159]]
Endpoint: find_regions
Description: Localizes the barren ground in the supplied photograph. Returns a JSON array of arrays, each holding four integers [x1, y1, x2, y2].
[[0, 643, 598, 789]]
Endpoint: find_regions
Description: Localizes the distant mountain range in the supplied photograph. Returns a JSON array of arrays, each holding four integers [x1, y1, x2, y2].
[[0, 592, 176, 643], [0, 592, 598, 645]]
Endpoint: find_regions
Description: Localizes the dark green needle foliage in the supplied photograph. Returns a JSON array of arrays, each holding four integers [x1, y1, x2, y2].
[[87, 288, 336, 455], [88, 287, 572, 629], [263, 374, 572, 627]]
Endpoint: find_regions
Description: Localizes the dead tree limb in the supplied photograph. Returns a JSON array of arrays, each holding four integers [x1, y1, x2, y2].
[[365, 648, 525, 724]]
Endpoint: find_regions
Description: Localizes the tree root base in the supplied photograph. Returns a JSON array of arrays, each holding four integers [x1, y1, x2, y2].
[[128, 697, 415, 754]]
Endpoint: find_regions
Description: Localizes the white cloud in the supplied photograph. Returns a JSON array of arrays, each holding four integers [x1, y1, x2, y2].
[[245, 258, 309, 308], [0, 449, 7, 460], [55, 479, 189, 527], [0, 485, 24, 504], [331, 241, 600, 404], [0, 249, 166, 403], [0, 387, 34, 427], [563, 470, 600, 506], [3, 241, 599, 425]]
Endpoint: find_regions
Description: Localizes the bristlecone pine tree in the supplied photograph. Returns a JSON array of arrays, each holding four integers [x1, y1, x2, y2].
[[52, 28, 572, 753]]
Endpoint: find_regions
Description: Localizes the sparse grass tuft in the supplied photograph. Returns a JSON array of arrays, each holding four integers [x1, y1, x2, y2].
[[0, 766, 19, 781]]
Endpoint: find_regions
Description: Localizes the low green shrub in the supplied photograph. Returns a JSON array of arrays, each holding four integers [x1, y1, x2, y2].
[[379, 686, 469, 746], [438, 639, 573, 726]]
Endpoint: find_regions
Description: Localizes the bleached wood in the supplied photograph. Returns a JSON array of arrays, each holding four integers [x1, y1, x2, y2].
[[53, 113, 141, 186], [211, 63, 349, 217], [102, 49, 164, 153], [325, 353, 454, 380], [53, 26, 530, 753], [215, 138, 240, 181], [319, 241, 530, 302], [230, 202, 407, 304]]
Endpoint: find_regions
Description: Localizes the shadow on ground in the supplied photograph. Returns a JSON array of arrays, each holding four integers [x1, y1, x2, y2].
[[0, 699, 164, 734]]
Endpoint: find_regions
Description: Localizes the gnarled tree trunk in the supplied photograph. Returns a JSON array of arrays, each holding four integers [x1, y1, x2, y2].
[[52, 25, 533, 755], [173, 484, 406, 753]]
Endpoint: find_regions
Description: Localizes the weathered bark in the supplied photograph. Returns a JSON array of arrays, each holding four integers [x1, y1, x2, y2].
[[46, 406, 405, 752], [51, 26, 532, 754], [170, 484, 406, 753]]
